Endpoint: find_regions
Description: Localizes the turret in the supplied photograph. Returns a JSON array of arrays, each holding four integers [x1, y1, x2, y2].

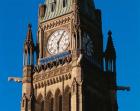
[[105, 30, 116, 72], [104, 31, 118, 111], [22, 24, 35, 111], [23, 24, 34, 66]]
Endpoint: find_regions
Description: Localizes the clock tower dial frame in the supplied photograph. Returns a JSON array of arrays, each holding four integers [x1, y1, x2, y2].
[[47, 29, 70, 55], [38, 14, 72, 57], [82, 32, 94, 57]]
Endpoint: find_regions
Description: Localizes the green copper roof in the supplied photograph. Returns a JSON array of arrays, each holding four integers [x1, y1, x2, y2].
[[43, 0, 73, 20], [41, 0, 96, 21]]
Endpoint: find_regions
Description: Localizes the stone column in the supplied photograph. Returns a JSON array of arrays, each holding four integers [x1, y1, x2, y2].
[[71, 50, 83, 111]]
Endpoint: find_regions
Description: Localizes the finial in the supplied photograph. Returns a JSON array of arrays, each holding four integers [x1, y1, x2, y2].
[[26, 23, 33, 42], [108, 30, 112, 37], [28, 23, 32, 29]]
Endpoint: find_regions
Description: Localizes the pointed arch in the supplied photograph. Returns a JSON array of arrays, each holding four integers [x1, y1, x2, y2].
[[64, 85, 71, 93], [36, 93, 44, 111], [55, 88, 62, 111], [21, 94, 27, 108], [64, 86, 71, 111], [37, 93, 43, 103], [46, 91, 54, 111], [55, 88, 61, 95], [46, 91, 53, 98]]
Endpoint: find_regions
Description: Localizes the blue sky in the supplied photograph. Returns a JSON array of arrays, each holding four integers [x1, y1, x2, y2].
[[0, 0, 139, 111]]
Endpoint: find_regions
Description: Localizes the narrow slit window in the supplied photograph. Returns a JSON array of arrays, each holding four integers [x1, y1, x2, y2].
[[50, 0, 56, 12], [48, 98, 54, 111], [41, 101, 44, 111], [63, 0, 67, 7], [59, 95, 62, 111], [22, 100, 25, 107], [50, 98, 54, 111], [69, 93, 71, 111]]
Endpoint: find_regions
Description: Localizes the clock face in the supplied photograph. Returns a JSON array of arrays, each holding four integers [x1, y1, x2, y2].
[[47, 30, 70, 55], [83, 33, 94, 56]]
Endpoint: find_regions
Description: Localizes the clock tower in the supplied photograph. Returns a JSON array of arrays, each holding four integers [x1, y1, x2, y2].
[[21, 0, 119, 111]]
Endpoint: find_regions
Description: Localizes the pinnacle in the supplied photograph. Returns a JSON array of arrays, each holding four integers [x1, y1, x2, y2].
[[28, 23, 32, 29], [26, 23, 33, 42], [108, 30, 112, 36], [105, 30, 116, 59]]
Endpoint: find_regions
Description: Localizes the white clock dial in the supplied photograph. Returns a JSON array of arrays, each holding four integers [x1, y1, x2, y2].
[[83, 33, 94, 56], [47, 30, 70, 55]]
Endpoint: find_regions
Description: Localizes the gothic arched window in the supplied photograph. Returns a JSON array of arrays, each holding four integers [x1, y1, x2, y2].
[[49, 98, 54, 111], [46, 91, 54, 111], [41, 101, 44, 111], [55, 89, 62, 111], [64, 86, 71, 111], [59, 95, 62, 111], [63, 0, 68, 7], [36, 93, 44, 111]]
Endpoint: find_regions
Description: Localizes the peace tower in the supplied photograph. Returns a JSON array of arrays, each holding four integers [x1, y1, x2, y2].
[[8, 0, 130, 111]]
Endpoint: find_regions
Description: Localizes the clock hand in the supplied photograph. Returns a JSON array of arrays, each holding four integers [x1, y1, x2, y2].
[[57, 31, 65, 51], [85, 40, 90, 48], [84, 40, 91, 55]]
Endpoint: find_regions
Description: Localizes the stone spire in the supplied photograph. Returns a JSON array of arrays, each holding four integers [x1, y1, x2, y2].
[[105, 30, 116, 60], [23, 24, 34, 66], [25, 24, 34, 45]]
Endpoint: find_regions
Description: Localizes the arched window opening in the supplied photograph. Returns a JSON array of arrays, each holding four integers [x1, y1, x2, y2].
[[108, 62, 110, 71], [46, 91, 54, 111], [50, 0, 56, 12], [107, 60, 114, 72], [41, 101, 44, 111], [108, 60, 112, 72], [26, 100, 28, 110], [59, 95, 62, 111], [112, 60, 114, 72], [49, 98, 54, 111], [63, 0, 68, 7], [36, 93, 44, 111], [55, 89, 62, 111], [64, 86, 71, 111], [68, 93, 71, 111], [22, 100, 25, 107], [74, 34, 76, 49], [103, 58, 106, 71]]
